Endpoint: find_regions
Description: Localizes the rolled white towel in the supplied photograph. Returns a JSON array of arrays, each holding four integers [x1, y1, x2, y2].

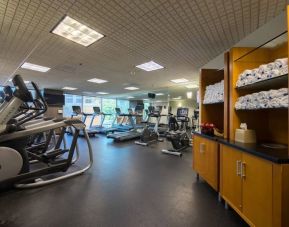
[[278, 95, 288, 107], [259, 99, 270, 109], [255, 73, 266, 81], [258, 91, 268, 100], [279, 65, 288, 75], [274, 58, 288, 69], [236, 80, 244, 87], [258, 64, 270, 75], [267, 62, 275, 70], [267, 69, 280, 79]]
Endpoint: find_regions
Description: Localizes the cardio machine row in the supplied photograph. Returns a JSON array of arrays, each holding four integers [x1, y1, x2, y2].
[[70, 102, 192, 157]]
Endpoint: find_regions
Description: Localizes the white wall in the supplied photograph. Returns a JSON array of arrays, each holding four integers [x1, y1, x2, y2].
[[169, 99, 198, 118]]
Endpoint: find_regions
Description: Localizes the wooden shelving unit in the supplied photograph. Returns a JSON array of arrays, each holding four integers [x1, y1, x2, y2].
[[193, 9, 289, 227], [229, 37, 288, 147], [199, 57, 229, 138]]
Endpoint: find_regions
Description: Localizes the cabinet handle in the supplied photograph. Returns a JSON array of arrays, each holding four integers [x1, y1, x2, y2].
[[236, 160, 241, 176], [200, 143, 206, 154], [241, 162, 246, 179]]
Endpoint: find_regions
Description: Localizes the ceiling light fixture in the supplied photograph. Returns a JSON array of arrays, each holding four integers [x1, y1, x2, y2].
[[185, 84, 198, 88], [124, 87, 139, 90], [87, 78, 108, 84], [187, 91, 193, 99], [62, 86, 78, 90], [127, 96, 135, 99], [97, 92, 109, 95], [172, 96, 182, 100], [156, 93, 164, 96], [52, 16, 104, 47], [136, 61, 164, 71], [170, 78, 189, 84], [21, 62, 50, 72]]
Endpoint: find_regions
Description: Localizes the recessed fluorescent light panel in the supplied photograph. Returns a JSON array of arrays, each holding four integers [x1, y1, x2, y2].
[[21, 62, 50, 72], [124, 87, 139, 90], [62, 87, 77, 90], [97, 92, 109, 95], [52, 16, 104, 47], [136, 61, 164, 71], [127, 96, 134, 99], [87, 78, 108, 84], [172, 96, 182, 100], [170, 78, 189, 84], [185, 84, 198, 88], [156, 93, 164, 96]]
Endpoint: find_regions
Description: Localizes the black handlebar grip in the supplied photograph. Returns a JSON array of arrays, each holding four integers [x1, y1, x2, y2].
[[12, 75, 33, 102], [31, 81, 48, 111]]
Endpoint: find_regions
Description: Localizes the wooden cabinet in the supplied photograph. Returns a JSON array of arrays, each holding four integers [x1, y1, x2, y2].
[[220, 144, 273, 227], [242, 153, 273, 227], [193, 135, 219, 191], [220, 145, 242, 213]]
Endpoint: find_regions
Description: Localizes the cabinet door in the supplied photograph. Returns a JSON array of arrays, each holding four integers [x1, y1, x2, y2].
[[220, 145, 242, 212], [193, 135, 219, 190], [242, 153, 273, 227]]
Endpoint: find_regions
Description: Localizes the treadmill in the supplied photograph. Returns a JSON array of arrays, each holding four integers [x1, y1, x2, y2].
[[107, 105, 144, 141], [112, 107, 134, 132], [90, 107, 118, 134], [70, 106, 97, 137], [148, 106, 169, 136]]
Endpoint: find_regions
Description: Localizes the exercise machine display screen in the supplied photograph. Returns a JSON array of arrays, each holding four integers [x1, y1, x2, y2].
[[177, 108, 189, 117]]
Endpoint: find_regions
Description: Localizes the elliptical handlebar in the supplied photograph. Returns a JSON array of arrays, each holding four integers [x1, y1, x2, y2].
[[16, 81, 48, 125], [12, 75, 33, 103]]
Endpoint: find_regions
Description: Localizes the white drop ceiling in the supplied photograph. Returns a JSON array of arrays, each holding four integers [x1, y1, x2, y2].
[[0, 0, 287, 99]]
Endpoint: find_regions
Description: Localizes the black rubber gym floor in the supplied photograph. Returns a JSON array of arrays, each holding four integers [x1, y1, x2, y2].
[[0, 135, 248, 227]]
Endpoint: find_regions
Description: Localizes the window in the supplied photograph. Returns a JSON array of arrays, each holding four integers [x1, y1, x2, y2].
[[102, 98, 116, 125], [63, 94, 83, 117], [116, 99, 129, 113], [83, 96, 101, 114]]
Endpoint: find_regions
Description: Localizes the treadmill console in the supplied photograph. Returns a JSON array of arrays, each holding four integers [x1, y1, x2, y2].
[[93, 107, 101, 114], [115, 108, 121, 115], [72, 106, 82, 115], [177, 107, 189, 121]]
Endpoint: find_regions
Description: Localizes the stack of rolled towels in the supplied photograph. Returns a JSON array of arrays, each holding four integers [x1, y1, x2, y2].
[[236, 58, 288, 87], [235, 88, 288, 110], [203, 80, 224, 104]]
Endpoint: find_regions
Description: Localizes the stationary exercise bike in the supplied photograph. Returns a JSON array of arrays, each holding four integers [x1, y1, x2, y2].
[[162, 107, 191, 157], [135, 108, 163, 146]]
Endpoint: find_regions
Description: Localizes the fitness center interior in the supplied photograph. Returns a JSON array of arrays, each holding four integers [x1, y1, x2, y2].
[[0, 1, 289, 227]]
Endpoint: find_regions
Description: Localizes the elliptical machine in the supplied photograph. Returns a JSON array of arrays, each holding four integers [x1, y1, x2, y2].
[[162, 107, 191, 157], [135, 107, 163, 146], [0, 75, 93, 189]]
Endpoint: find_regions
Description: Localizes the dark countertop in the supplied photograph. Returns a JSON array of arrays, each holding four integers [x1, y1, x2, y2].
[[192, 131, 289, 164]]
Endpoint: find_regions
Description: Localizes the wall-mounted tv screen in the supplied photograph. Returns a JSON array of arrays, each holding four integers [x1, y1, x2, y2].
[[43, 89, 64, 106]]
